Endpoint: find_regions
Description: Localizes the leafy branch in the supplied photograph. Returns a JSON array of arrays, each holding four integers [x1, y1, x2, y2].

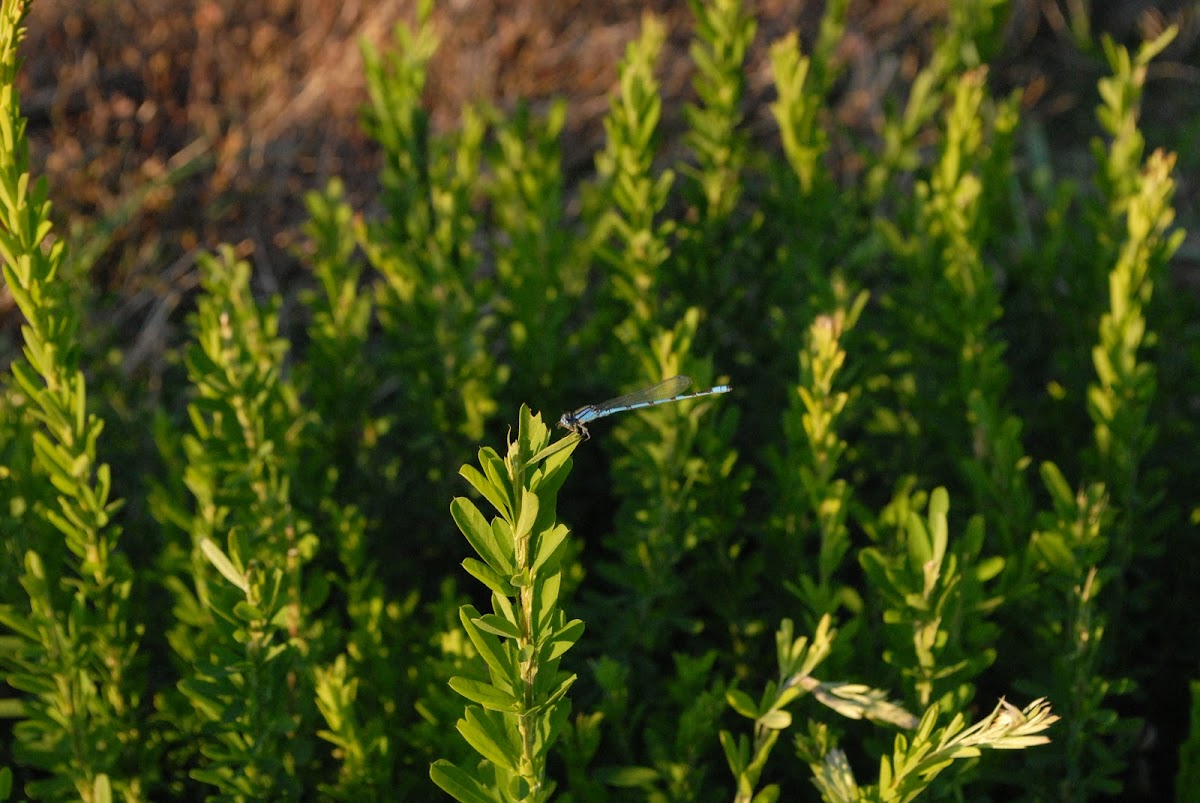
[[0, 1, 143, 798], [432, 410, 582, 801]]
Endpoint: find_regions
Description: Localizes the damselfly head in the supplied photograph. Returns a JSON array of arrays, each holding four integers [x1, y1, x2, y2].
[[557, 412, 589, 440]]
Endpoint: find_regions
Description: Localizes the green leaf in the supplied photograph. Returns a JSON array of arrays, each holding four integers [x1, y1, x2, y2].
[[719, 730, 748, 774], [1029, 532, 1074, 571], [543, 619, 585, 661], [92, 774, 112, 803], [727, 688, 759, 719], [507, 774, 533, 800], [928, 486, 949, 564], [1134, 24, 1178, 65], [233, 601, 264, 622], [480, 449, 509, 503], [200, 537, 248, 593], [752, 786, 781, 803], [541, 673, 578, 708], [0, 603, 40, 641], [449, 677, 520, 712], [6, 669, 56, 696], [430, 760, 494, 803], [514, 488, 539, 541], [461, 557, 516, 597], [460, 606, 514, 678], [530, 434, 578, 467], [976, 555, 1005, 581], [532, 523, 569, 574], [491, 518, 516, 559], [759, 709, 792, 730], [493, 591, 519, 630], [602, 766, 661, 787], [533, 571, 561, 636], [747, 730, 781, 776], [476, 613, 522, 640], [458, 706, 520, 771], [906, 510, 932, 567], [460, 463, 511, 519], [1039, 461, 1073, 505], [451, 497, 510, 574]]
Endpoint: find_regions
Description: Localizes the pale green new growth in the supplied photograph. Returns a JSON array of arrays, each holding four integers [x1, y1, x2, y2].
[[808, 697, 1059, 803]]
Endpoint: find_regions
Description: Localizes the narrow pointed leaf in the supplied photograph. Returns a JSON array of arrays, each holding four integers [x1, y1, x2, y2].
[[200, 537, 248, 593], [462, 558, 516, 597], [451, 497, 509, 574], [514, 489, 539, 541], [459, 606, 514, 678], [460, 464, 511, 519]]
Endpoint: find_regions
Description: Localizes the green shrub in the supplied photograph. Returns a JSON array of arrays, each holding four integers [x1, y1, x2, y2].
[[1, 0, 1194, 800]]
